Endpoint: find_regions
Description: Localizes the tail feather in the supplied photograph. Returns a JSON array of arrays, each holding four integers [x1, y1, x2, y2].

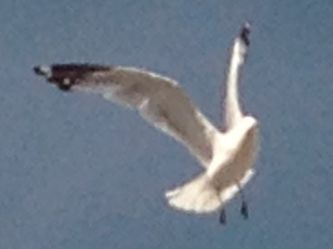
[[165, 169, 255, 214], [165, 174, 221, 213], [219, 168, 255, 203]]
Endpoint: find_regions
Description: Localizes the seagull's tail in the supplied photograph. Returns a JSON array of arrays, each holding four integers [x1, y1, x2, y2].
[[165, 173, 221, 213], [165, 169, 255, 214]]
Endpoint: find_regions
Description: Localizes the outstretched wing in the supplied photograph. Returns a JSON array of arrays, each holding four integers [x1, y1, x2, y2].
[[34, 64, 219, 167], [224, 23, 251, 129]]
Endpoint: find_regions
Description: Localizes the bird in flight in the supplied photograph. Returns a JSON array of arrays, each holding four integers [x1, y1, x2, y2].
[[34, 22, 258, 224]]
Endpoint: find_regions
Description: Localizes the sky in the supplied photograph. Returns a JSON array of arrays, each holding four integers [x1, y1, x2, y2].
[[0, 0, 332, 248]]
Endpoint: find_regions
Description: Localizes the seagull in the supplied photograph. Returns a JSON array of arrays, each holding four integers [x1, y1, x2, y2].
[[33, 23, 258, 223]]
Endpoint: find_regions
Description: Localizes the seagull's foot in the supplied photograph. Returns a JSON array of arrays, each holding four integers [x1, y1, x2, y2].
[[219, 208, 227, 225], [240, 200, 249, 219]]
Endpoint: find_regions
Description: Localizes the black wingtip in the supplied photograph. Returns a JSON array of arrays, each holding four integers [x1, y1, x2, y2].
[[33, 66, 43, 75], [33, 65, 52, 77], [240, 22, 251, 46], [33, 63, 112, 92]]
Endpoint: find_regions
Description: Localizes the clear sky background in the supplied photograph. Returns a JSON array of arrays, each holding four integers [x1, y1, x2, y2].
[[1, 0, 332, 248]]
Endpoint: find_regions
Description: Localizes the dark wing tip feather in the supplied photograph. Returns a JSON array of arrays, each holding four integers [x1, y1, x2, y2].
[[51, 63, 111, 73], [33, 63, 112, 91], [240, 22, 251, 46], [33, 66, 45, 76]]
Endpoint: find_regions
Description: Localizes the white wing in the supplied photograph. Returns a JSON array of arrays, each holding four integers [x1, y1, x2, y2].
[[224, 22, 250, 130], [33, 64, 219, 167]]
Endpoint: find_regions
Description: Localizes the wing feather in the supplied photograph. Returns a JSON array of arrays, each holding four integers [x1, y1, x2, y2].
[[34, 64, 219, 167], [224, 23, 251, 129]]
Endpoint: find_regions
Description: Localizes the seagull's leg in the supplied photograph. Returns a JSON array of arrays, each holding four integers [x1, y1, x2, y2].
[[219, 208, 227, 225], [240, 199, 249, 219], [237, 183, 249, 219]]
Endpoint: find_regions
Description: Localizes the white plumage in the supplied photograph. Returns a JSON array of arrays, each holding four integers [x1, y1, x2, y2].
[[34, 23, 258, 219]]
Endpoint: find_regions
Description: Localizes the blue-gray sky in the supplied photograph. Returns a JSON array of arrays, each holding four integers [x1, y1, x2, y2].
[[1, 0, 332, 248]]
